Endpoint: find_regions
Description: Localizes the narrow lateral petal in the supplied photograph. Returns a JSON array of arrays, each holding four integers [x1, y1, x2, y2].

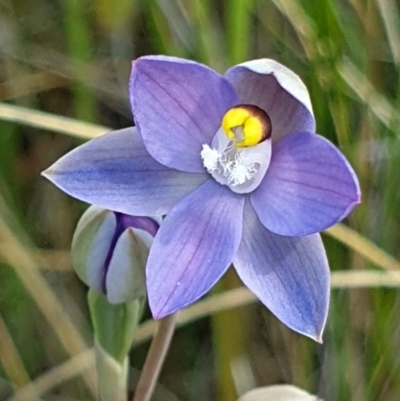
[[251, 132, 361, 236], [225, 59, 315, 142], [233, 202, 330, 341], [147, 180, 244, 318], [43, 127, 208, 216], [130, 55, 239, 172]]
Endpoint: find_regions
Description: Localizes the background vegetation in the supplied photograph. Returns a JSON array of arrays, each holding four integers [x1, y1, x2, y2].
[[1, 0, 400, 400]]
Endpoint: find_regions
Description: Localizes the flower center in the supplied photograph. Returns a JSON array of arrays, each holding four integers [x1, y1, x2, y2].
[[200, 104, 273, 194], [222, 105, 271, 148]]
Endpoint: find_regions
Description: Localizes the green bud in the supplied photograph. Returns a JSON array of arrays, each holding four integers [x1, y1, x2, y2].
[[72, 205, 159, 303]]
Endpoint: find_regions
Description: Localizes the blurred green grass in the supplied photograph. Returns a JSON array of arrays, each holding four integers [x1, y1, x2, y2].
[[1, 0, 400, 400]]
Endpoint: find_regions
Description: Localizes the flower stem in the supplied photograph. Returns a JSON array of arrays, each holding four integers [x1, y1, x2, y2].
[[132, 313, 177, 401]]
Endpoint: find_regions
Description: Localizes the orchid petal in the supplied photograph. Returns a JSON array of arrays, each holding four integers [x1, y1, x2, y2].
[[233, 202, 330, 341], [130, 55, 239, 172], [251, 132, 360, 236], [225, 59, 315, 142], [147, 180, 244, 318], [43, 127, 208, 216]]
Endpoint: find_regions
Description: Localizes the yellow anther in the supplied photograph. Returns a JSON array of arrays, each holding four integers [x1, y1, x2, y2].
[[221, 105, 272, 148]]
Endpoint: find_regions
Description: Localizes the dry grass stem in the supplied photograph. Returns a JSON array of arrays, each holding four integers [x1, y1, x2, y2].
[[0, 102, 109, 139], [0, 203, 97, 399], [325, 224, 400, 271], [7, 349, 95, 401], [11, 268, 400, 400], [0, 315, 30, 389]]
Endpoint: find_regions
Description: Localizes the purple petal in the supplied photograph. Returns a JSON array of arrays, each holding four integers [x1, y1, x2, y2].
[[251, 132, 361, 236], [225, 59, 315, 142], [130, 55, 239, 172], [117, 214, 159, 237], [233, 202, 330, 341], [43, 127, 208, 216], [146, 180, 244, 318]]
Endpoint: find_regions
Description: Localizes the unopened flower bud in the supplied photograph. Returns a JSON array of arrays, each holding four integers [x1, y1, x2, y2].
[[72, 205, 159, 303], [237, 385, 321, 401]]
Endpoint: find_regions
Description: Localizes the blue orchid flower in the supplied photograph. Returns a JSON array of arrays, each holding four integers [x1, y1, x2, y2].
[[43, 56, 360, 341]]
